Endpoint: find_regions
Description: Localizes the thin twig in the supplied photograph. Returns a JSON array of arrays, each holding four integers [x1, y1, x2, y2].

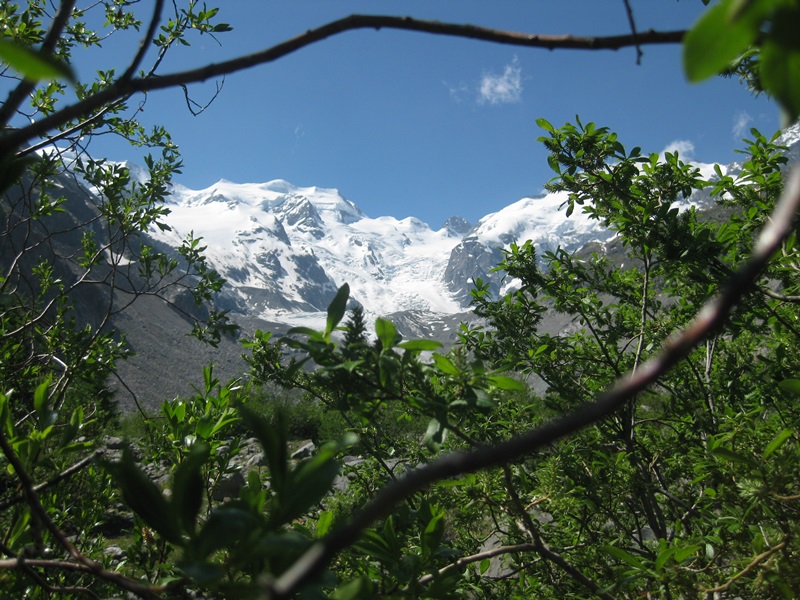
[[0, 557, 161, 599], [621, 0, 643, 64], [0, 450, 103, 511], [416, 543, 537, 585], [120, 0, 165, 82], [703, 538, 788, 594], [0, 0, 78, 127]]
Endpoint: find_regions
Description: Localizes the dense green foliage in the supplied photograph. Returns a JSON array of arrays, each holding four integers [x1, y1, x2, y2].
[[2, 1, 800, 598], [463, 121, 800, 597]]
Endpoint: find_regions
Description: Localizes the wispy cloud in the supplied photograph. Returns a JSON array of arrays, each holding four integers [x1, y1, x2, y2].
[[446, 81, 470, 104], [291, 124, 305, 153], [661, 139, 695, 160], [478, 56, 522, 105], [732, 111, 752, 139]]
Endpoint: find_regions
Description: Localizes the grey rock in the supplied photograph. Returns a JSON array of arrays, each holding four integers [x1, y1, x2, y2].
[[104, 545, 126, 561], [291, 441, 315, 460], [444, 237, 505, 305], [213, 470, 246, 501]]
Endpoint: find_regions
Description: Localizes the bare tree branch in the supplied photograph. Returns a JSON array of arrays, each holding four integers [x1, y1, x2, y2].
[[759, 286, 800, 303], [0, 557, 162, 599], [1, 14, 685, 156], [703, 538, 788, 594], [0, 0, 78, 127], [0, 450, 103, 511], [120, 0, 166, 82], [262, 164, 800, 599], [621, 0, 643, 65], [0, 430, 163, 598], [416, 542, 537, 585]]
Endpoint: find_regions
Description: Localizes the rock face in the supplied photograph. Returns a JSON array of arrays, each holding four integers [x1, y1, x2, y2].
[[444, 237, 506, 304], [442, 215, 472, 237]]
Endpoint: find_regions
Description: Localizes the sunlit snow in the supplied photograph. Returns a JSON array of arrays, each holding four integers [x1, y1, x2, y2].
[[150, 179, 467, 321], [146, 158, 735, 324]]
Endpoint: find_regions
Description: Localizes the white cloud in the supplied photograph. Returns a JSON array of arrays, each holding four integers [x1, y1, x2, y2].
[[732, 111, 752, 139], [291, 124, 305, 153], [478, 56, 522, 105], [445, 81, 469, 103], [657, 140, 718, 180], [661, 139, 695, 160]]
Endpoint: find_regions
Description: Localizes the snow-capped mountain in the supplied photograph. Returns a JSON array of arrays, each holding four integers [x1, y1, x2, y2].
[[444, 191, 618, 303], [149, 180, 617, 326], [150, 180, 467, 324], [145, 122, 800, 327]]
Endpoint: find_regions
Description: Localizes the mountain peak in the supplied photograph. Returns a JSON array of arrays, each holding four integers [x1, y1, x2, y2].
[[442, 215, 472, 237], [261, 179, 296, 194]]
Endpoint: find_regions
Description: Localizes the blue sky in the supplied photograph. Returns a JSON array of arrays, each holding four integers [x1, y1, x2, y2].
[[74, 1, 778, 228]]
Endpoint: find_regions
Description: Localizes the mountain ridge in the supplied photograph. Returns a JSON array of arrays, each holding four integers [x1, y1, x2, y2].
[[85, 123, 800, 408], [146, 120, 800, 329]]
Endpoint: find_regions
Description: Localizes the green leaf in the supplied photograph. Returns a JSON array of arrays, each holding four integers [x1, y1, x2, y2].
[[171, 442, 210, 536], [435, 474, 477, 488], [397, 339, 442, 352], [424, 418, 446, 452], [763, 428, 794, 460], [246, 532, 312, 561], [375, 318, 398, 349], [192, 505, 260, 559], [325, 283, 350, 339], [317, 510, 334, 537], [547, 154, 562, 175], [285, 326, 319, 337], [7, 505, 31, 548], [472, 388, 496, 409], [177, 559, 225, 585], [711, 446, 759, 469], [654, 546, 676, 572], [105, 448, 182, 545], [354, 530, 397, 564], [378, 352, 399, 388], [0, 392, 13, 439], [0, 39, 76, 82], [479, 558, 491, 574], [535, 117, 555, 133], [281, 452, 339, 525], [674, 544, 700, 563], [779, 379, 800, 395], [422, 510, 445, 555], [488, 375, 525, 391], [682, 0, 759, 82], [333, 576, 371, 600], [239, 405, 287, 493], [33, 378, 51, 416], [760, 7, 800, 124], [60, 406, 83, 447], [603, 544, 645, 570], [433, 353, 459, 376]]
